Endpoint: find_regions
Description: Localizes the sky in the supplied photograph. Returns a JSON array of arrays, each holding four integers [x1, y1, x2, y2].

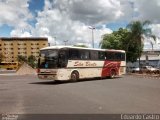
[[0, 0, 160, 49]]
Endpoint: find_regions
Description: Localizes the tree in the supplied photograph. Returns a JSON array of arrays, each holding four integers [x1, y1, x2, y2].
[[73, 45, 88, 48], [127, 20, 156, 68], [28, 55, 37, 68], [17, 55, 37, 68], [100, 21, 156, 64], [100, 28, 139, 62], [17, 55, 27, 63]]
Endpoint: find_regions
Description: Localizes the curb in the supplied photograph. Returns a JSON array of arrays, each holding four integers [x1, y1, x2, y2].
[[127, 73, 160, 79]]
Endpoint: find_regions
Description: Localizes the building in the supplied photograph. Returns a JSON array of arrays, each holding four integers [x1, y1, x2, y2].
[[127, 50, 160, 70], [140, 50, 160, 67], [0, 37, 48, 62]]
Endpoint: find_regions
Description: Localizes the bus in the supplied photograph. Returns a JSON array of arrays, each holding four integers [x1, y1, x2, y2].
[[37, 46, 126, 81], [0, 62, 19, 70]]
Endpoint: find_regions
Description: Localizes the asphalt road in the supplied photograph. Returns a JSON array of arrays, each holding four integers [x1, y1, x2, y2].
[[0, 74, 160, 114]]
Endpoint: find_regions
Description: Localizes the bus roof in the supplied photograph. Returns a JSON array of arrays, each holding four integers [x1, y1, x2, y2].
[[40, 45, 125, 53]]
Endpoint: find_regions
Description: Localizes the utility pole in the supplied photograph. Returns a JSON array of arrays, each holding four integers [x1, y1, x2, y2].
[[89, 26, 95, 48], [129, 0, 134, 19], [53, 37, 56, 45], [63, 40, 69, 46]]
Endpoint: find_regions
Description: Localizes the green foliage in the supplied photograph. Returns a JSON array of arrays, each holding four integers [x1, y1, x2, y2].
[[127, 20, 155, 64], [73, 45, 88, 48], [100, 28, 139, 62], [17, 55, 27, 63], [17, 55, 37, 68], [100, 20, 156, 63], [100, 28, 128, 49], [28, 55, 37, 68]]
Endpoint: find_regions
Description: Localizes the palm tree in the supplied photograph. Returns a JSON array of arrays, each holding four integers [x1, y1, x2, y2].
[[127, 20, 156, 70], [149, 35, 156, 50]]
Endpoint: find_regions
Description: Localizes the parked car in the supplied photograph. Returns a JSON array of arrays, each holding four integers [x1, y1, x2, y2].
[[131, 66, 160, 74], [131, 67, 140, 73], [141, 66, 159, 74]]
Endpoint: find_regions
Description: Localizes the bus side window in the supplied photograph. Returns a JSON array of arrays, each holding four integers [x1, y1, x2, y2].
[[69, 49, 79, 60], [90, 51, 98, 60], [114, 53, 125, 61], [106, 52, 115, 61], [79, 50, 90, 60], [98, 51, 105, 60]]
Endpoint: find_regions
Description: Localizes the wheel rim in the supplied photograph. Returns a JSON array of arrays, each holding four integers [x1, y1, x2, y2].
[[71, 73, 78, 81]]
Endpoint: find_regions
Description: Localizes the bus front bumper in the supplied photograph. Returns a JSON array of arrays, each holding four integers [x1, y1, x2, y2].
[[38, 73, 57, 80]]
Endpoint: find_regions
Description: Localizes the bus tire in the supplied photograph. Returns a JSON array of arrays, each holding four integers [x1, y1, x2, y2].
[[70, 71, 79, 82], [110, 70, 116, 79]]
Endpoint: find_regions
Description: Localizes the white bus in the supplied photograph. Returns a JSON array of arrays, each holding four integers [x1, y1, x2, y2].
[[37, 46, 126, 81]]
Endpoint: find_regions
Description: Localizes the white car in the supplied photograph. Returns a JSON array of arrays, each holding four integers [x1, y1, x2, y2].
[[141, 66, 159, 74], [131, 67, 140, 73], [142, 66, 158, 71]]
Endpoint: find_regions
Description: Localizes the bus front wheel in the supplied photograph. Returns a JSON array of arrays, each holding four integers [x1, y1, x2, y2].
[[70, 71, 79, 82]]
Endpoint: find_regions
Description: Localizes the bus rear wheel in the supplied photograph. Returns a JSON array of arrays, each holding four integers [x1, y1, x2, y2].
[[70, 71, 79, 82], [110, 70, 116, 79]]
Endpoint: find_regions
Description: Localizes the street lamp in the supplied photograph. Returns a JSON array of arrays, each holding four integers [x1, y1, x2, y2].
[[63, 40, 69, 46], [53, 37, 56, 45], [89, 26, 95, 48]]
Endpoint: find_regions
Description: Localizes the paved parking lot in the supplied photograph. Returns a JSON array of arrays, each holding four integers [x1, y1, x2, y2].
[[0, 74, 160, 115]]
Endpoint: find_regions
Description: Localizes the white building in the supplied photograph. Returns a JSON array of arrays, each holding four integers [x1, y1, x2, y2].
[[127, 50, 160, 69]]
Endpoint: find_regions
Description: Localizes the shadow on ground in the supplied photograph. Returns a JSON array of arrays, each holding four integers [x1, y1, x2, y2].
[[29, 77, 122, 85]]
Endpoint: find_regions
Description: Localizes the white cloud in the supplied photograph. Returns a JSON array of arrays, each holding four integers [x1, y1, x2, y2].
[[31, 0, 160, 48], [31, 0, 122, 47], [143, 24, 160, 50], [11, 29, 32, 37], [151, 24, 160, 49], [1, 0, 160, 49], [151, 24, 160, 39], [0, 0, 33, 29], [58, 0, 124, 25], [135, 0, 160, 22]]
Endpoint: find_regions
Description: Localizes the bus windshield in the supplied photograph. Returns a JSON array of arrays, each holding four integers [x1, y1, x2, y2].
[[39, 49, 58, 68]]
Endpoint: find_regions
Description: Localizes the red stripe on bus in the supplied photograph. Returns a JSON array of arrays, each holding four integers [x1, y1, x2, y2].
[[101, 61, 121, 77]]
